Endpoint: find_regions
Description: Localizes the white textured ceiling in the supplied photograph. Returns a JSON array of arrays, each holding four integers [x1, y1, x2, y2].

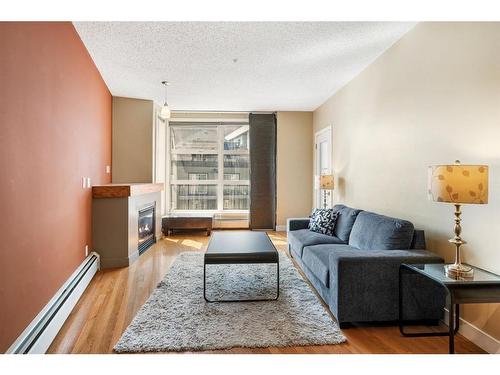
[[74, 22, 415, 111]]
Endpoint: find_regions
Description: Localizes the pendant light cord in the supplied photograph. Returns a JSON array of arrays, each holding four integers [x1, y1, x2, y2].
[[162, 81, 168, 105]]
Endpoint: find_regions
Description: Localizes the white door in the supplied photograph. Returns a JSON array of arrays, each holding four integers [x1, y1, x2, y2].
[[314, 127, 332, 208]]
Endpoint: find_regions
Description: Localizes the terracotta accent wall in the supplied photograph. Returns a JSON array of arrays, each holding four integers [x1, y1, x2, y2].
[[0, 22, 112, 351]]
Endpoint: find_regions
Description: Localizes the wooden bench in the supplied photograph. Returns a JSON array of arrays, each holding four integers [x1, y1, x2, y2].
[[162, 215, 213, 236]]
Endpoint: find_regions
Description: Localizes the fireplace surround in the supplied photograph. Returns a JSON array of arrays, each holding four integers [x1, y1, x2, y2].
[[92, 183, 163, 268]]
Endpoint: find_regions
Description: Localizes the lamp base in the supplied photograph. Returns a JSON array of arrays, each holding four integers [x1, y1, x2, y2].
[[445, 263, 474, 280]]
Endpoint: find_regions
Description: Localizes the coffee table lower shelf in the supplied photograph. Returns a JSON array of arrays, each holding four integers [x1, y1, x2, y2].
[[203, 261, 279, 303]]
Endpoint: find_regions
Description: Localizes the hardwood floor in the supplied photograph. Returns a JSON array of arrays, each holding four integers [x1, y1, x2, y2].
[[47, 231, 485, 354]]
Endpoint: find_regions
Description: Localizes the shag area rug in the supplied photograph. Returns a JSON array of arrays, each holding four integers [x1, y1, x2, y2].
[[114, 252, 346, 352]]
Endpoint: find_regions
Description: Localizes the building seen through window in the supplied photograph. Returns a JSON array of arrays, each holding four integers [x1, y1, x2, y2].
[[169, 123, 250, 211]]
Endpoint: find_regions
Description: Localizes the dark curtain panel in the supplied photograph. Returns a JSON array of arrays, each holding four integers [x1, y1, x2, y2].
[[249, 113, 277, 230]]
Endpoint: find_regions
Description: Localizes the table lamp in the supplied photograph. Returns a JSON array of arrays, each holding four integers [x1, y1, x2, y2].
[[320, 174, 334, 209], [428, 160, 488, 278]]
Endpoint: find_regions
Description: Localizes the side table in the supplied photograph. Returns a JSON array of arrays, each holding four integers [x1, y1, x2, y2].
[[399, 263, 500, 353]]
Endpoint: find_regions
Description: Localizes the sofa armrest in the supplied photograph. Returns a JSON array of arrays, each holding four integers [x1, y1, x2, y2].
[[329, 249, 442, 268], [287, 218, 310, 232], [411, 229, 427, 249], [329, 249, 443, 285], [328, 249, 444, 323]]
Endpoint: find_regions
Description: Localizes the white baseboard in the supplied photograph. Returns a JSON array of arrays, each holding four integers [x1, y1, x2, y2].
[[443, 308, 500, 354], [6, 252, 100, 354], [275, 225, 287, 232]]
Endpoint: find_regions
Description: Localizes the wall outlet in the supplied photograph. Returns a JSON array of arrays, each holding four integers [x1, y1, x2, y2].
[[105, 165, 111, 174], [85, 245, 89, 257]]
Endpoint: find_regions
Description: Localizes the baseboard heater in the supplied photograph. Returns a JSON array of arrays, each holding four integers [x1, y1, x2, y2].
[[6, 252, 100, 354], [213, 213, 249, 229]]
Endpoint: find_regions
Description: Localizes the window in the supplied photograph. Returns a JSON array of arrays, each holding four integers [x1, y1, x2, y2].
[[188, 173, 208, 180], [224, 173, 240, 181], [223, 185, 249, 210], [169, 123, 250, 211], [188, 173, 208, 195]]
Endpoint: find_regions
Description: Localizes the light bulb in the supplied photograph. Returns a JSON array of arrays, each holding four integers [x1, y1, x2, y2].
[[160, 103, 171, 120]]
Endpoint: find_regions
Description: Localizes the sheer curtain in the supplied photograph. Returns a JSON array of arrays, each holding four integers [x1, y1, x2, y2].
[[153, 107, 167, 216]]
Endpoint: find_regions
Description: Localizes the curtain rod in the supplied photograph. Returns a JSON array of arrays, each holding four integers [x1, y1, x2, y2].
[[172, 110, 249, 114], [171, 110, 276, 114]]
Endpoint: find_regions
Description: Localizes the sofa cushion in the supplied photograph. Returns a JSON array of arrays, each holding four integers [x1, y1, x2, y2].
[[302, 244, 358, 288], [288, 229, 345, 258], [349, 211, 414, 250], [332, 204, 362, 242], [290, 244, 302, 260], [308, 208, 339, 236]]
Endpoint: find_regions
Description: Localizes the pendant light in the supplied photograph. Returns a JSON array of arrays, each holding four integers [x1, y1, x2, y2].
[[159, 81, 171, 120]]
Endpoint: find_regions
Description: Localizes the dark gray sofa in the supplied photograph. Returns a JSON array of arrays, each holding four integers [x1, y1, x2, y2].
[[287, 204, 446, 326]]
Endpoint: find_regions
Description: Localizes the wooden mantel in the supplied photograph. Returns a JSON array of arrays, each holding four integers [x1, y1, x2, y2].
[[92, 183, 164, 199]]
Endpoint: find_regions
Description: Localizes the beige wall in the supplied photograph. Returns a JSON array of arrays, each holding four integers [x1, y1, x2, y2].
[[276, 112, 313, 227], [313, 22, 500, 346], [112, 97, 154, 183]]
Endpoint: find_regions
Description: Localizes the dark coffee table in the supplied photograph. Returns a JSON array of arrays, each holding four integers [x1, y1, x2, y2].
[[204, 231, 279, 302]]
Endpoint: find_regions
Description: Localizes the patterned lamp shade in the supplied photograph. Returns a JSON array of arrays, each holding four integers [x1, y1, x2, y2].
[[428, 163, 488, 204], [320, 174, 334, 190]]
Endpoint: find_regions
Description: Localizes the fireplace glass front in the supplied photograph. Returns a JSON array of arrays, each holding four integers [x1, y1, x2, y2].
[[138, 204, 156, 254]]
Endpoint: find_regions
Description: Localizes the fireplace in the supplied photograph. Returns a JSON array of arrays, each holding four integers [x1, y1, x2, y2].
[[92, 183, 163, 268], [138, 204, 156, 254]]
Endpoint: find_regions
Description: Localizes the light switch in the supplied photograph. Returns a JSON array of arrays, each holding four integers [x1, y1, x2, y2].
[[86, 177, 92, 188], [82, 177, 86, 189], [105, 165, 111, 174]]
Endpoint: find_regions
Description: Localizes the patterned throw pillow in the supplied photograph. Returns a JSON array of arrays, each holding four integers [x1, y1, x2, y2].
[[308, 209, 339, 236]]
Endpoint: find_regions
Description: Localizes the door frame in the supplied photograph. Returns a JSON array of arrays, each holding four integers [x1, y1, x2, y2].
[[314, 125, 333, 208]]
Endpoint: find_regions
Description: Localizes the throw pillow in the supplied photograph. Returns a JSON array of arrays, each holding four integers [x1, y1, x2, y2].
[[308, 208, 339, 236]]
